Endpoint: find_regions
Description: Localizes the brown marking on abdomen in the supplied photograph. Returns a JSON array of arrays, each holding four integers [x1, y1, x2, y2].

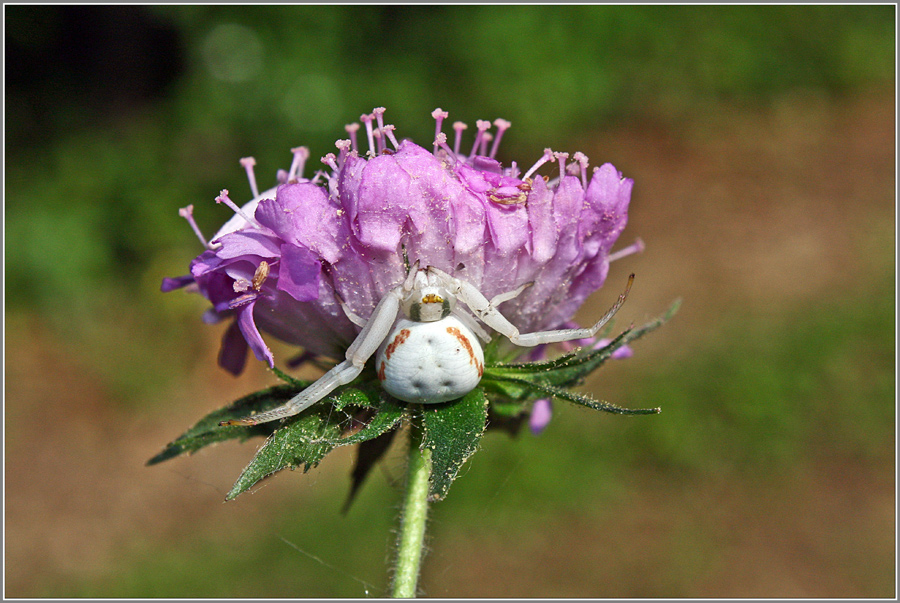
[[446, 326, 482, 376], [384, 329, 411, 360]]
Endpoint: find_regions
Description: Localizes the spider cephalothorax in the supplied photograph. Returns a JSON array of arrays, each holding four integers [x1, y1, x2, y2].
[[222, 263, 633, 426]]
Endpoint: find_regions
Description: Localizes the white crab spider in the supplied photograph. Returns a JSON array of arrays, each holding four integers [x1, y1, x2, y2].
[[222, 263, 633, 426]]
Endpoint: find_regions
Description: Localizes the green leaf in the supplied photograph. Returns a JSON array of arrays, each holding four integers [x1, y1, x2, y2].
[[482, 299, 681, 397], [328, 397, 405, 446], [420, 388, 489, 501], [225, 384, 400, 500], [488, 374, 660, 415], [226, 405, 346, 500], [146, 382, 309, 465]]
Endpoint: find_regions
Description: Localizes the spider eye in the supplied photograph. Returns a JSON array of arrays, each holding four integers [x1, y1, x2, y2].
[[404, 287, 454, 322]]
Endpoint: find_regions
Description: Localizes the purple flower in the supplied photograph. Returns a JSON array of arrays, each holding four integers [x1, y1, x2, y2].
[[164, 108, 642, 376]]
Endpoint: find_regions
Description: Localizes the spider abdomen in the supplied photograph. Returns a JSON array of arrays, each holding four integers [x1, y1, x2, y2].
[[375, 316, 484, 404]]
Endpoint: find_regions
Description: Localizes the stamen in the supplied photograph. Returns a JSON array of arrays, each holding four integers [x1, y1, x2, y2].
[[452, 121, 467, 156], [469, 120, 492, 158], [252, 260, 270, 290], [431, 108, 449, 155], [288, 146, 310, 182], [334, 139, 351, 167], [489, 118, 511, 159], [372, 107, 387, 153], [215, 189, 262, 229], [215, 292, 257, 313], [523, 148, 555, 181], [373, 107, 387, 133], [433, 132, 457, 161], [360, 113, 376, 157], [178, 204, 211, 248], [608, 238, 645, 262], [373, 127, 385, 154], [311, 169, 328, 185], [233, 278, 251, 293], [276, 169, 288, 184], [572, 152, 589, 189], [345, 122, 360, 153], [553, 152, 570, 181], [382, 124, 400, 150], [479, 132, 493, 157], [240, 157, 259, 198], [321, 152, 339, 172]]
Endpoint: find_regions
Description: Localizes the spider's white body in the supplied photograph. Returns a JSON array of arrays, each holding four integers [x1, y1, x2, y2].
[[376, 316, 484, 404], [223, 263, 632, 426]]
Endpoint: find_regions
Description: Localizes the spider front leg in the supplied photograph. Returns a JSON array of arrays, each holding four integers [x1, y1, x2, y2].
[[220, 285, 404, 426], [430, 267, 634, 348]]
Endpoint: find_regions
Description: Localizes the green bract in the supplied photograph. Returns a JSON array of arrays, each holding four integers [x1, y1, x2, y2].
[[149, 301, 678, 503]]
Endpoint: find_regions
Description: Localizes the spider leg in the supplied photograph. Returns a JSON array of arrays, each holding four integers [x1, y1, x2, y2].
[[452, 306, 492, 343], [506, 274, 634, 347], [221, 284, 404, 426], [334, 291, 366, 328], [435, 267, 634, 348], [489, 281, 534, 306]]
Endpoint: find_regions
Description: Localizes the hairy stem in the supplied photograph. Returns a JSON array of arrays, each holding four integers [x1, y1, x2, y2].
[[391, 408, 432, 598]]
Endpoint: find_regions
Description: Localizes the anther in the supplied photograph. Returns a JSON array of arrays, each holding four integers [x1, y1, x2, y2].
[[252, 260, 270, 290], [452, 121, 468, 156], [178, 204, 212, 248], [240, 157, 259, 199], [288, 146, 310, 182], [217, 292, 258, 313], [608, 238, 646, 263], [469, 120, 492, 158], [215, 189, 262, 229], [523, 148, 555, 181], [431, 108, 449, 155], [345, 122, 360, 153], [489, 118, 511, 159]]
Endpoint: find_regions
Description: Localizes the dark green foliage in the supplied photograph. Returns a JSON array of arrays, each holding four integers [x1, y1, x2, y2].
[[146, 380, 312, 466], [419, 390, 490, 501], [149, 303, 677, 501]]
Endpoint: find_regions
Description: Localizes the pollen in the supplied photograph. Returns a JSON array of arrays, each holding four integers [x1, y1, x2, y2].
[[422, 293, 444, 304]]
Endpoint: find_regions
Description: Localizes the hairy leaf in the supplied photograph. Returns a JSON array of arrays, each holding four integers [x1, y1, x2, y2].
[[420, 388, 489, 501], [226, 386, 401, 500], [482, 299, 681, 398], [146, 382, 309, 465]]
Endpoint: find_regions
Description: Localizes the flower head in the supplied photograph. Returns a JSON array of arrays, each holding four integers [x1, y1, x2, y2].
[[164, 108, 641, 375]]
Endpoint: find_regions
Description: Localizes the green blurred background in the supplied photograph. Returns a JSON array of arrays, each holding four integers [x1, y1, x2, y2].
[[5, 5, 895, 597]]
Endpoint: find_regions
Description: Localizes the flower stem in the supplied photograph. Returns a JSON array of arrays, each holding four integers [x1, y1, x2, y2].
[[391, 408, 432, 598]]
